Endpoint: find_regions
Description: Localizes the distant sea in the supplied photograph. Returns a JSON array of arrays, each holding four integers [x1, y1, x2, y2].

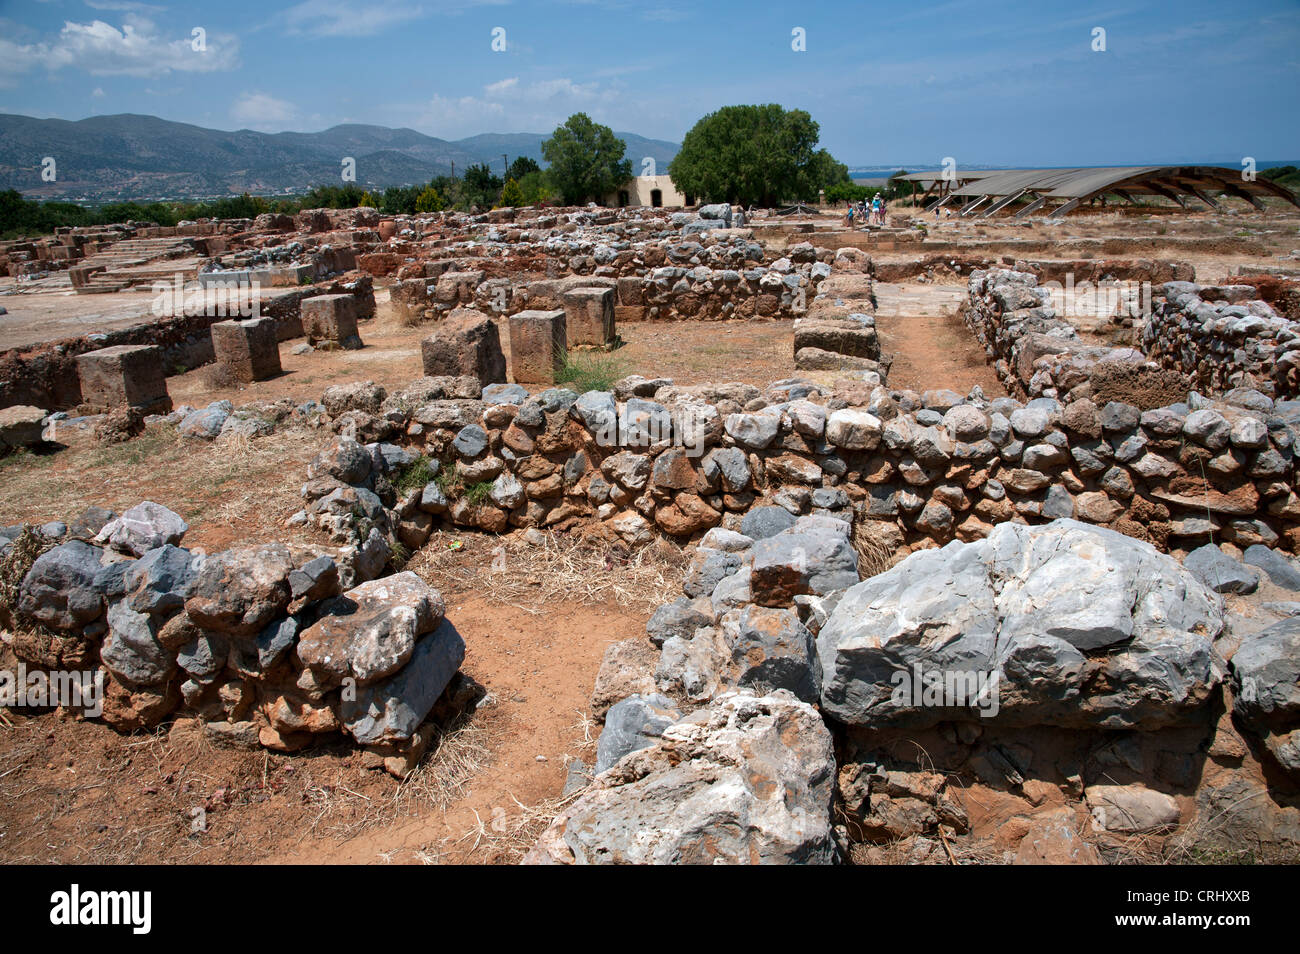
[[848, 160, 1299, 177]]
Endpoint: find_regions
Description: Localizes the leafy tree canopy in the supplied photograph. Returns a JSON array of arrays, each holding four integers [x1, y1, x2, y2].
[[541, 113, 632, 205], [414, 183, 445, 213], [668, 104, 848, 207], [461, 163, 504, 210], [506, 156, 541, 182]]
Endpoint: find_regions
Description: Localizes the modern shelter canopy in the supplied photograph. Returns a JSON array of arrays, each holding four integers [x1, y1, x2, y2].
[[895, 166, 1298, 217]]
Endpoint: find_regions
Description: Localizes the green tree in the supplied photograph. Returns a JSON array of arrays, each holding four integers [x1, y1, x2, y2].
[[499, 177, 525, 208], [541, 113, 632, 205], [380, 185, 420, 215], [517, 170, 557, 206], [462, 163, 504, 210], [506, 156, 541, 182], [824, 182, 874, 205], [670, 104, 847, 207], [415, 183, 445, 213]]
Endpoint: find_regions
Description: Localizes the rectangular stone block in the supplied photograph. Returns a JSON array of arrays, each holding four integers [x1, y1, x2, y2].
[[614, 304, 646, 324], [76, 344, 171, 413], [301, 294, 361, 350], [435, 270, 485, 304], [616, 276, 644, 306], [422, 309, 506, 385], [508, 310, 567, 385], [792, 317, 881, 360], [211, 317, 282, 382], [561, 286, 616, 347]]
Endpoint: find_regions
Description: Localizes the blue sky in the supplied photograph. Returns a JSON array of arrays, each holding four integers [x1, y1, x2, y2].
[[1, 0, 1298, 166]]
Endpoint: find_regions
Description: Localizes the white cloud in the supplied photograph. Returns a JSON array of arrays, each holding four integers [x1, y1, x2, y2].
[[0, 18, 239, 85], [281, 0, 427, 37], [231, 92, 299, 128], [279, 0, 512, 37], [410, 77, 617, 137], [92, 87, 105, 97]]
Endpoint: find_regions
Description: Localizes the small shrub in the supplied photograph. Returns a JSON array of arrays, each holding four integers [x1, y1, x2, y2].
[[389, 539, 411, 571], [557, 350, 627, 393], [396, 303, 426, 328]]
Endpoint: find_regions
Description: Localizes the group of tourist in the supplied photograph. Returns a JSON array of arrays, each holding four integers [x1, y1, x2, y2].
[[846, 194, 886, 228]]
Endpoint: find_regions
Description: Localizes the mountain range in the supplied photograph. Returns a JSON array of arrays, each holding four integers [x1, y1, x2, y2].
[[0, 113, 681, 203]]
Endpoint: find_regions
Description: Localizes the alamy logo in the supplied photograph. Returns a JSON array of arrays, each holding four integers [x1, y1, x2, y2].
[[890, 663, 1000, 718], [151, 273, 261, 319], [49, 884, 151, 934], [1040, 273, 1152, 320], [586, 403, 709, 457], [0, 665, 102, 717]]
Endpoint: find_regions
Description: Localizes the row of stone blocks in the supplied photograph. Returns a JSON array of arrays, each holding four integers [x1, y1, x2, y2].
[[420, 287, 616, 387], [72, 293, 367, 412]]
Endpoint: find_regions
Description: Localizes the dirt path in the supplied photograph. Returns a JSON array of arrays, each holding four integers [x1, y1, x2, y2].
[[871, 282, 1006, 397], [0, 585, 649, 866]]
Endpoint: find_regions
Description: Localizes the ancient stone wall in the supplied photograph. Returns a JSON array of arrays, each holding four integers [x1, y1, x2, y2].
[[0, 276, 374, 412], [1143, 280, 1300, 400], [2, 496, 466, 772], [391, 240, 840, 324], [303, 367, 1300, 561]]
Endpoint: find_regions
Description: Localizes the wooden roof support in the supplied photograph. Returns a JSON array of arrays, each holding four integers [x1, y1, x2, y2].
[[1221, 182, 1265, 210], [924, 193, 954, 214], [980, 189, 1028, 218], [1175, 181, 1221, 211], [1013, 194, 1049, 219], [1145, 181, 1188, 208], [1046, 196, 1083, 218]]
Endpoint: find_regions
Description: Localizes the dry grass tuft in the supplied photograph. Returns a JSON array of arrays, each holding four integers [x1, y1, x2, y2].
[[393, 716, 493, 815], [852, 517, 900, 579], [407, 527, 686, 614], [0, 421, 322, 544], [0, 525, 53, 623], [447, 791, 580, 864]]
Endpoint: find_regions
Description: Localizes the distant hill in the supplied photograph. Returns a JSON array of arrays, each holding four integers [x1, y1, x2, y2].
[[0, 113, 680, 203], [457, 131, 680, 175]]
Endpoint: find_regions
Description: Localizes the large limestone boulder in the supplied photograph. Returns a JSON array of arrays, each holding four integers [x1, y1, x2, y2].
[[339, 617, 465, 744], [17, 540, 106, 631], [0, 405, 47, 452], [749, 518, 859, 607], [525, 691, 836, 865], [593, 693, 681, 774], [297, 571, 445, 685], [817, 519, 1225, 729], [655, 604, 821, 705], [184, 543, 296, 637], [1230, 617, 1300, 781], [94, 501, 188, 557], [420, 309, 507, 386]]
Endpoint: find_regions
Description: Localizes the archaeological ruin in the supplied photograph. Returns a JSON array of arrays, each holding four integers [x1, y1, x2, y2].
[[3, 177, 1300, 869]]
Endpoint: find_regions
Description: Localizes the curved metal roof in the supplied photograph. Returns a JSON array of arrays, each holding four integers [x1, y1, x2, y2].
[[900, 165, 1298, 214]]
